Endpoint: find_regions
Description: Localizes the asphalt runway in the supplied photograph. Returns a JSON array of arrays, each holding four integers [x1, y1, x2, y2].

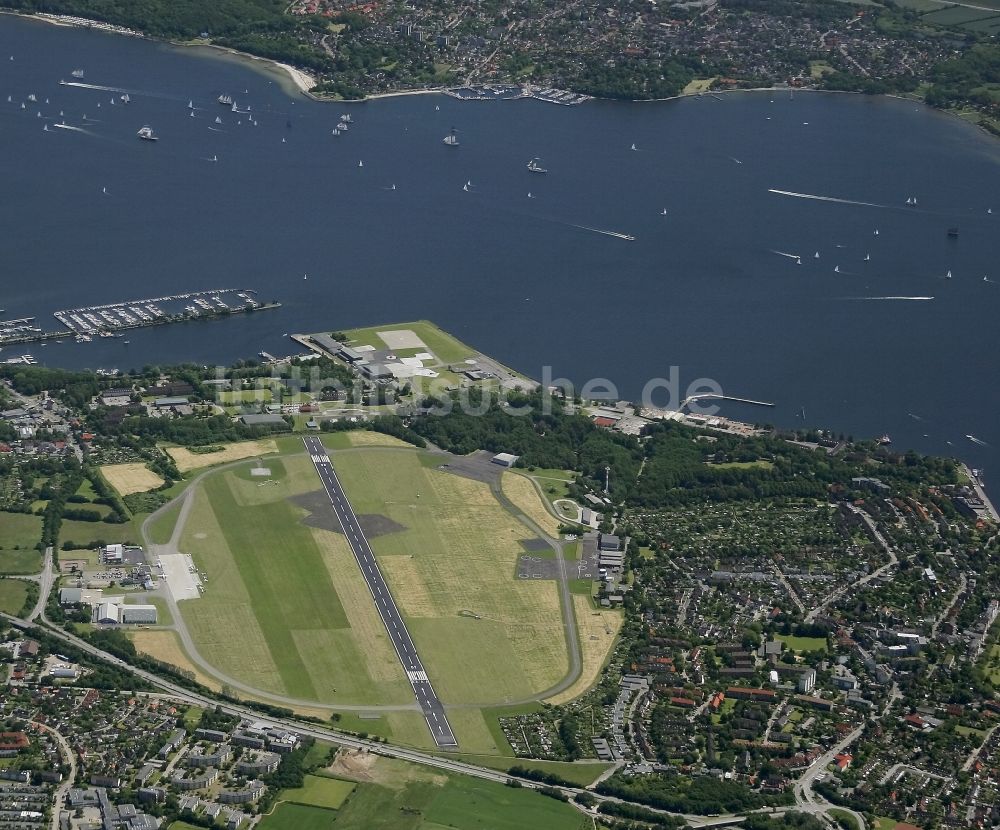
[[303, 437, 458, 748]]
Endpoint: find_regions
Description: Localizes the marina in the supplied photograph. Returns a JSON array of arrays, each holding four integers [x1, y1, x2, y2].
[[53, 289, 275, 339]]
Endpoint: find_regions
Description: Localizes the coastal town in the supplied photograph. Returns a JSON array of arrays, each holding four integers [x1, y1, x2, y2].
[[11, 0, 1000, 130], [1, 319, 998, 830]]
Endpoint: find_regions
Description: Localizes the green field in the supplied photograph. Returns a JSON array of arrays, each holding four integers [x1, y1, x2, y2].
[[777, 635, 828, 653], [0, 548, 41, 575], [285, 774, 356, 809], [0, 579, 30, 615], [147, 499, 183, 545], [0, 512, 42, 549], [331, 760, 587, 830], [260, 802, 336, 830], [333, 448, 569, 705], [177, 454, 412, 705]]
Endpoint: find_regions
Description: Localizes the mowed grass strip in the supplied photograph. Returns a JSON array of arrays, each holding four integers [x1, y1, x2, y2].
[[501, 471, 562, 537], [197, 473, 349, 699], [333, 449, 569, 705], [546, 597, 622, 705], [285, 774, 355, 809], [258, 802, 336, 830]]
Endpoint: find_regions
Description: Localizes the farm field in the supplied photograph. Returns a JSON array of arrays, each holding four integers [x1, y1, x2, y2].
[[175, 454, 412, 705], [326, 752, 588, 830], [0, 578, 29, 615], [333, 448, 570, 704], [166, 439, 279, 473], [99, 463, 164, 496], [258, 803, 335, 830], [0, 512, 42, 549], [0, 548, 41, 575]]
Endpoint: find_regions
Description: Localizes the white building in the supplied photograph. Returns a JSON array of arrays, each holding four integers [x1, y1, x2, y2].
[[96, 603, 120, 624], [103, 544, 124, 564], [491, 452, 520, 467]]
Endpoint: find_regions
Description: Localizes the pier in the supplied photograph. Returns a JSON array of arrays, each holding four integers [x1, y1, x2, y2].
[[681, 393, 776, 409]]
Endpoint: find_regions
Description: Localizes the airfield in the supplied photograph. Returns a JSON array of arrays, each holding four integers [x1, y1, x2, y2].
[[138, 432, 617, 752]]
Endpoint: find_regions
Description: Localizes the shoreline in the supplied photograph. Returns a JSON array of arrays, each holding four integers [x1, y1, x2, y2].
[[3, 6, 996, 141]]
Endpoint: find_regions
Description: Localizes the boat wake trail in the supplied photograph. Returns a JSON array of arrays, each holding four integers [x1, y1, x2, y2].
[[769, 189, 892, 210], [50, 123, 90, 134], [843, 296, 935, 301], [59, 80, 186, 102], [569, 223, 636, 241], [770, 250, 801, 261], [968, 435, 991, 447]]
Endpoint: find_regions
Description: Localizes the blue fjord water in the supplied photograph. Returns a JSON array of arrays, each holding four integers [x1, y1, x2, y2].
[[1, 14, 998, 474]]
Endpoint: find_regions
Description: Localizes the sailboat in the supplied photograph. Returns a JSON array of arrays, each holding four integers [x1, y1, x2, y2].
[[796, 257, 802, 265], [527, 192, 533, 199], [661, 208, 667, 216], [188, 100, 194, 109], [358, 160, 363, 168], [190, 110, 195, 117], [303, 274, 308, 280], [136, 125, 158, 141], [435, 104, 440, 111], [834, 265, 840, 273], [864, 253, 870, 262], [42, 124, 48, 131], [989, 208, 993, 215], [214, 115, 222, 124], [390, 184, 396, 190], [281, 137, 286, 143], [945, 270, 952, 279], [463, 181, 470, 192], [332, 128, 340, 136], [71, 69, 84, 79], [526, 157, 547, 173], [874, 228, 879, 236], [211, 155, 218, 162], [814, 251, 819, 259], [630, 143, 637, 151], [120, 94, 130, 104], [27, 93, 36, 102], [443, 127, 459, 146]]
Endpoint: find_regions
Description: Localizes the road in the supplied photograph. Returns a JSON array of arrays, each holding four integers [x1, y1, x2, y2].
[[302, 436, 457, 748], [794, 723, 869, 829], [31, 719, 75, 830]]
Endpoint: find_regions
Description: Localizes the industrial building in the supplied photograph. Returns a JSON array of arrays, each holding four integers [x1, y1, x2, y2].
[[491, 452, 520, 467]]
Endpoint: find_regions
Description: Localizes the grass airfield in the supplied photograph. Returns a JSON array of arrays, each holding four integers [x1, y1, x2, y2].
[[173, 440, 572, 745]]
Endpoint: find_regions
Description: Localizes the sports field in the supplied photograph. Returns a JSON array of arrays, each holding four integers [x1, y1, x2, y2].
[[177, 454, 412, 704], [100, 463, 164, 496], [333, 449, 569, 704]]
